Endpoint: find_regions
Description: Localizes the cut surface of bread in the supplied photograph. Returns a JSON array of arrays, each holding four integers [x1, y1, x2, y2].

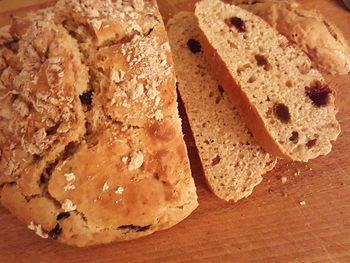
[[0, 0, 197, 247], [195, 0, 340, 162], [231, 0, 350, 75], [167, 12, 276, 202]]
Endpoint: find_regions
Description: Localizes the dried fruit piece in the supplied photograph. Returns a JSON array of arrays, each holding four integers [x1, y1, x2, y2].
[[289, 131, 299, 143], [211, 155, 221, 166], [306, 139, 317, 149], [215, 95, 222, 104], [305, 83, 332, 107], [255, 54, 271, 70], [79, 90, 94, 105], [56, 212, 70, 221], [45, 123, 60, 136], [187, 39, 202, 53], [226, 17, 246, 32], [273, 103, 290, 124], [218, 85, 224, 96], [48, 224, 62, 240], [33, 154, 42, 162]]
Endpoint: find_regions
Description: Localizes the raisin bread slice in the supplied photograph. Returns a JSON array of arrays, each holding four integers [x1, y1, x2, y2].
[[232, 0, 350, 75], [195, 0, 340, 162], [167, 12, 276, 202]]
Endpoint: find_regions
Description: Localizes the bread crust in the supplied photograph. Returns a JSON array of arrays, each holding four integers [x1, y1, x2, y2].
[[0, 0, 197, 246]]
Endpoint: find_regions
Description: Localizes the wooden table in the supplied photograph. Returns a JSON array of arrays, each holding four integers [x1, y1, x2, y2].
[[0, 0, 350, 262]]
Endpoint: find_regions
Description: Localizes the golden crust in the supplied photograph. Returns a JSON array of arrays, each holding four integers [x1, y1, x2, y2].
[[90, 25, 177, 127], [0, 0, 197, 246]]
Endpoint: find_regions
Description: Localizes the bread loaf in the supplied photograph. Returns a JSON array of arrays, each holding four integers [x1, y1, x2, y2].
[[167, 12, 276, 202], [0, 0, 198, 246], [232, 0, 350, 75], [195, 0, 340, 162]]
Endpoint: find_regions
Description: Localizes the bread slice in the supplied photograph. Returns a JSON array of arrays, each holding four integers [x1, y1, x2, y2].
[[195, 0, 340, 162], [231, 0, 350, 75], [0, 0, 198, 247], [167, 12, 276, 202]]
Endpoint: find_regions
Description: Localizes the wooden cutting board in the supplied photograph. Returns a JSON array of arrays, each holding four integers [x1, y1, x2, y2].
[[0, 0, 349, 262]]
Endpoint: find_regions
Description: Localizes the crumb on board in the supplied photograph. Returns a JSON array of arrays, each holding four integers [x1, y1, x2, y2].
[[281, 176, 287, 184], [299, 201, 306, 206], [115, 186, 124, 195]]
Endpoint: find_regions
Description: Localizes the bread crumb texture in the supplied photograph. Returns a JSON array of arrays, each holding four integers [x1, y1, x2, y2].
[[195, 0, 340, 161], [0, 0, 197, 246], [167, 12, 276, 202]]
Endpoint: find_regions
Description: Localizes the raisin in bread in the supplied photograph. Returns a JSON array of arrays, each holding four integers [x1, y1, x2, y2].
[[195, 0, 340, 162], [167, 12, 276, 202], [232, 0, 350, 75], [0, 0, 198, 247]]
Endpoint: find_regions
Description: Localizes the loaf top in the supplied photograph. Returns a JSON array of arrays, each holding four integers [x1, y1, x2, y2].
[[167, 11, 275, 201], [195, 0, 340, 161], [0, 0, 197, 246], [233, 0, 350, 75]]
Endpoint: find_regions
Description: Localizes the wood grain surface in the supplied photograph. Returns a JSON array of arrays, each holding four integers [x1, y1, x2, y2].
[[0, 0, 350, 262]]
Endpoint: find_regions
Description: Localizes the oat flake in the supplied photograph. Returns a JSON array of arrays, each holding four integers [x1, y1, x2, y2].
[[128, 150, 144, 171], [102, 182, 110, 192], [27, 221, 48, 239], [62, 199, 77, 212], [115, 186, 124, 195]]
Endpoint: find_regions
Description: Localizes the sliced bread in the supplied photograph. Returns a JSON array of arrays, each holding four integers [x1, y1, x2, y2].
[[232, 0, 350, 75], [195, 0, 341, 162], [167, 12, 276, 202]]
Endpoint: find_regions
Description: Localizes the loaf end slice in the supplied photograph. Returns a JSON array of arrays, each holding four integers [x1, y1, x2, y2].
[[233, 0, 350, 75], [195, 0, 340, 162], [168, 12, 276, 202]]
